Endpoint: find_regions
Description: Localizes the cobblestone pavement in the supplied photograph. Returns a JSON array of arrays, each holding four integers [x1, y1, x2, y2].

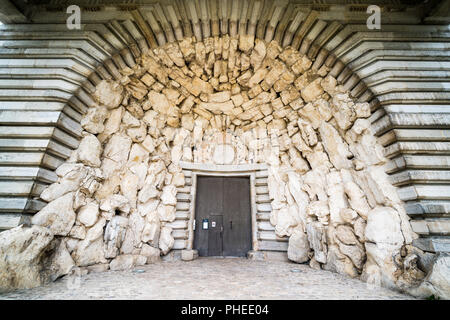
[[1, 257, 416, 300]]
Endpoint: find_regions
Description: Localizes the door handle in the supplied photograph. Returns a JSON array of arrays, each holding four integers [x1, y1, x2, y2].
[[230, 220, 232, 230]]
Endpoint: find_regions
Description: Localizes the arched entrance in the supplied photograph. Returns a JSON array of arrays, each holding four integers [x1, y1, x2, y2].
[[0, 1, 448, 299], [21, 34, 417, 289]]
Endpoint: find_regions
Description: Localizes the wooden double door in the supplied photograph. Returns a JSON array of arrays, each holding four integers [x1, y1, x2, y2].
[[194, 176, 252, 257]]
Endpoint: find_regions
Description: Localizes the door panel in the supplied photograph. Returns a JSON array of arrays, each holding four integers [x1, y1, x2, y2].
[[194, 176, 251, 257], [223, 177, 252, 257], [208, 214, 223, 256], [194, 176, 223, 257]]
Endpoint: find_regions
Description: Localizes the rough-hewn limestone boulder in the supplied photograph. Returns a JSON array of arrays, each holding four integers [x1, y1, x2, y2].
[[406, 253, 450, 299], [141, 244, 161, 264], [109, 254, 146, 271], [93, 80, 123, 109], [0, 226, 73, 291], [81, 105, 109, 134], [159, 226, 174, 255], [75, 133, 102, 168], [287, 228, 310, 263], [306, 222, 327, 264], [31, 192, 76, 236], [48, 240, 76, 282], [361, 207, 406, 289], [40, 164, 88, 202]]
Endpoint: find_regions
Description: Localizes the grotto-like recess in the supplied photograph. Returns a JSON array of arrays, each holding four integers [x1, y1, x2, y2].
[[1, 34, 445, 298]]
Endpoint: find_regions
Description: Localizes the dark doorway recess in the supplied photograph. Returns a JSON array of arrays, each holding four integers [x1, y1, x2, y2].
[[194, 176, 252, 257]]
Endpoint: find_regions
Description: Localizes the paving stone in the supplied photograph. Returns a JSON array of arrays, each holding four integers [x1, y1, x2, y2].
[[0, 258, 416, 300]]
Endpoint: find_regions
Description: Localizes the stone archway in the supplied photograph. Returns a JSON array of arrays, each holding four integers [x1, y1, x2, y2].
[[0, 35, 427, 294]]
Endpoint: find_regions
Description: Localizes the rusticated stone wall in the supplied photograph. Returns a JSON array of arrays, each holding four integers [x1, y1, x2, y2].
[[1, 35, 447, 298]]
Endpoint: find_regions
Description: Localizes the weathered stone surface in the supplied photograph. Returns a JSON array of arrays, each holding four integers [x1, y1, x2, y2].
[[326, 171, 347, 226], [69, 225, 86, 239], [306, 222, 327, 264], [120, 211, 145, 254], [104, 215, 128, 258], [103, 134, 133, 165], [291, 56, 312, 75], [120, 170, 139, 207], [199, 100, 234, 115], [250, 39, 266, 69], [336, 225, 359, 245], [213, 144, 235, 164], [298, 118, 317, 146], [159, 227, 175, 255], [320, 76, 337, 95], [110, 254, 136, 271], [344, 181, 371, 220], [324, 244, 359, 278], [172, 172, 185, 187], [0, 226, 55, 291], [354, 102, 371, 119], [141, 215, 160, 247], [72, 219, 107, 267], [138, 184, 159, 203], [157, 204, 176, 222], [239, 34, 254, 53], [160, 185, 177, 206], [319, 122, 352, 170], [77, 201, 99, 227], [127, 124, 147, 143], [288, 228, 310, 263], [141, 244, 161, 264], [306, 201, 329, 225], [138, 199, 159, 218], [32, 192, 76, 236], [93, 80, 123, 109], [353, 218, 366, 243], [340, 208, 358, 224], [407, 253, 450, 299], [181, 249, 198, 261], [40, 165, 87, 202], [48, 240, 75, 281], [331, 93, 356, 130], [365, 207, 404, 246], [159, 226, 174, 255], [274, 207, 297, 237], [81, 105, 108, 134], [86, 263, 109, 273], [361, 242, 402, 289], [361, 207, 406, 289], [147, 90, 172, 115], [98, 107, 124, 142], [100, 194, 131, 216], [338, 242, 365, 270], [76, 134, 102, 167], [301, 78, 323, 102]]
